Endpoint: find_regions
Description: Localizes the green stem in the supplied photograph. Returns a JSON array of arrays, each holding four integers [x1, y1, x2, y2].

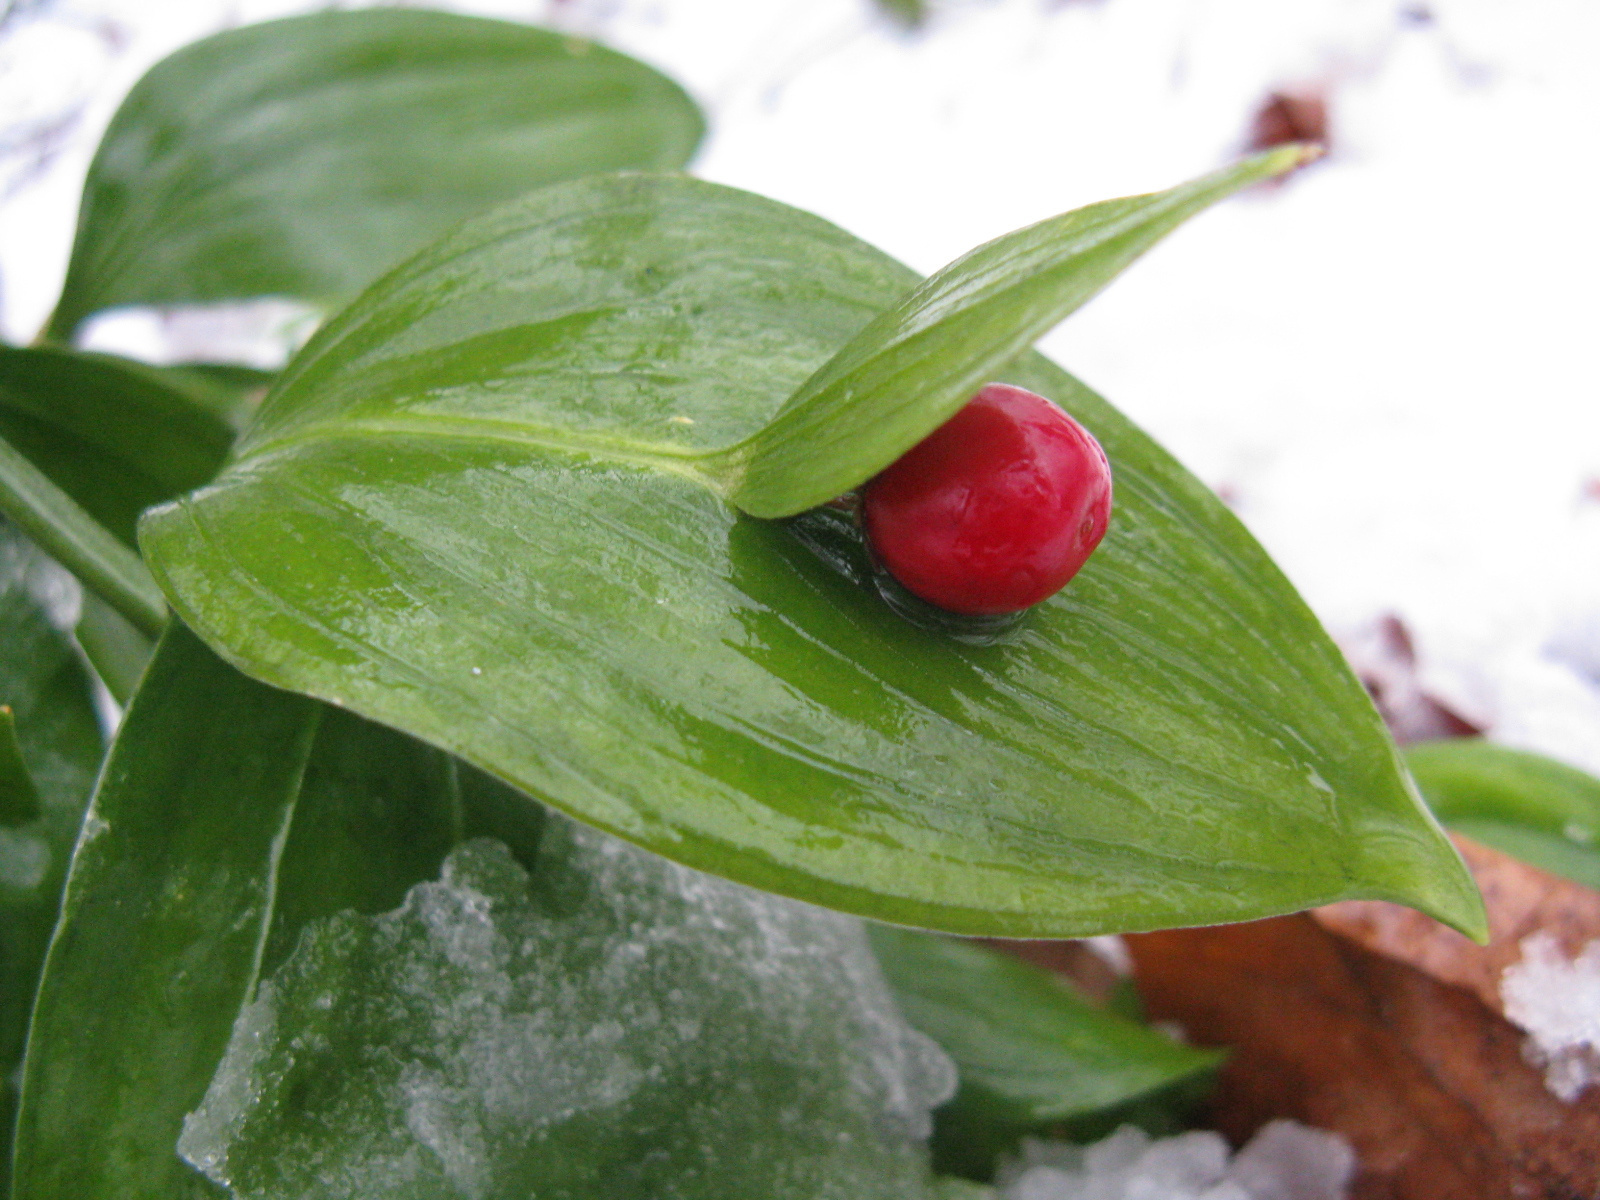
[[0, 432, 168, 638]]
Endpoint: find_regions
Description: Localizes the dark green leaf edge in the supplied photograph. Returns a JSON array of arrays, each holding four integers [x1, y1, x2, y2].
[[0, 706, 42, 827], [0, 346, 237, 549]]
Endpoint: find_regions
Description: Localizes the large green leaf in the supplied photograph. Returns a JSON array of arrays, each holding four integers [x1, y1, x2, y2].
[[142, 170, 1483, 939], [45, 9, 705, 341], [0, 346, 236, 548], [178, 824, 956, 1200], [0, 526, 105, 1190], [13, 622, 542, 1199], [1407, 740, 1600, 891]]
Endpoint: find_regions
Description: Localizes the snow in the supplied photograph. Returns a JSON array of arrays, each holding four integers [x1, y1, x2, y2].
[[1499, 933, 1600, 1104], [998, 1121, 1355, 1200], [179, 827, 956, 1199]]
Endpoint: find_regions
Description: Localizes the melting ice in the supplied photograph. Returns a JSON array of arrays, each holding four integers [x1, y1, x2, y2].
[[180, 821, 955, 1199]]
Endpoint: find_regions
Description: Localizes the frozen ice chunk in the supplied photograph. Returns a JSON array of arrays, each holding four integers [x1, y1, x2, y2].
[[997, 1120, 1353, 1200], [1500, 933, 1600, 1102], [180, 822, 956, 1200], [1227, 1121, 1355, 1200]]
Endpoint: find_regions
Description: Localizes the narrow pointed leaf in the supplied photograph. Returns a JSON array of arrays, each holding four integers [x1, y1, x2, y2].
[[142, 172, 1484, 940], [871, 927, 1220, 1177], [871, 927, 1221, 1123], [45, 9, 705, 340], [0, 346, 235, 547], [1407, 740, 1600, 890], [0, 526, 105, 1189], [0, 431, 166, 636], [14, 624, 320, 1200], [723, 146, 1313, 518], [14, 623, 535, 1199]]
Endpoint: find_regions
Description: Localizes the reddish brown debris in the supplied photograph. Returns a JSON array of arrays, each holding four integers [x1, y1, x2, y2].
[[1339, 613, 1486, 744], [1123, 840, 1600, 1200], [1248, 89, 1331, 158]]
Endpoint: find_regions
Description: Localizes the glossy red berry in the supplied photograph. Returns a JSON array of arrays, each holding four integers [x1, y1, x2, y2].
[[861, 383, 1112, 616]]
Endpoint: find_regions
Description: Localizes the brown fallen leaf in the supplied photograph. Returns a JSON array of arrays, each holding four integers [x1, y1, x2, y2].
[[1123, 839, 1600, 1200], [1316, 835, 1600, 1016]]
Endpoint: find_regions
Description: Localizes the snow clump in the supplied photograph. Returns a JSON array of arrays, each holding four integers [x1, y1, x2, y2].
[[1500, 932, 1600, 1103], [998, 1120, 1354, 1200]]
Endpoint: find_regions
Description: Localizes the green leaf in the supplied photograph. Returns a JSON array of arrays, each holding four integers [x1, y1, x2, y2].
[[721, 146, 1315, 518], [178, 823, 955, 1200], [153, 363, 277, 434], [45, 8, 705, 341], [871, 928, 1220, 1178], [141, 171, 1484, 940], [0, 525, 105, 1190], [0, 428, 166, 637], [1407, 740, 1600, 890], [871, 928, 1220, 1121], [0, 707, 42, 827], [14, 622, 541, 1199], [0, 346, 235, 547]]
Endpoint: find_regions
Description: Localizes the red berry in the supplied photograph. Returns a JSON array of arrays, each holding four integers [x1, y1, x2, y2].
[[861, 383, 1112, 616]]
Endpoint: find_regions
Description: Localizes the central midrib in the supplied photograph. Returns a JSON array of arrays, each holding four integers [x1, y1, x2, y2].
[[237, 411, 747, 492]]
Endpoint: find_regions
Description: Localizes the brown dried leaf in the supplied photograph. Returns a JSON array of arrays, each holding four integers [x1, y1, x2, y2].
[[1316, 834, 1600, 1016]]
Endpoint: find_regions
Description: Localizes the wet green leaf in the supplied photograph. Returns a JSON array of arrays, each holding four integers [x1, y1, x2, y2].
[[46, 9, 704, 340], [142, 170, 1483, 940], [0, 526, 105, 1190], [1408, 740, 1600, 890], [181, 825, 956, 1200], [12, 623, 540, 1200]]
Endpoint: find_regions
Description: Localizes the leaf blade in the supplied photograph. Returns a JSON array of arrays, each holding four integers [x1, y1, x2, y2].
[[0, 346, 236, 548], [870, 927, 1220, 1121], [141, 172, 1484, 940], [0, 430, 167, 636], [46, 9, 705, 339], [12, 622, 531, 1198]]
